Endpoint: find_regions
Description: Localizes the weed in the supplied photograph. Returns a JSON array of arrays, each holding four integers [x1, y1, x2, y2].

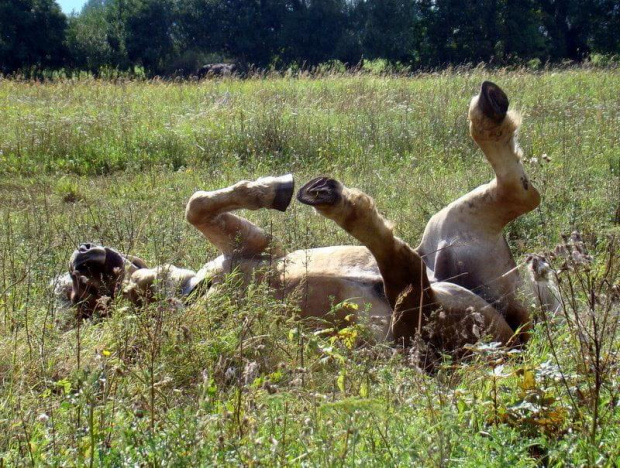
[[0, 68, 619, 465]]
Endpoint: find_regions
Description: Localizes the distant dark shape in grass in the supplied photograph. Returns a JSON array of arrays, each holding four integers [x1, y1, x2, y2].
[[197, 63, 237, 79]]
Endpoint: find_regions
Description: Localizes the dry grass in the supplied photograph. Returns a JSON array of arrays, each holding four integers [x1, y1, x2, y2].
[[0, 68, 619, 465]]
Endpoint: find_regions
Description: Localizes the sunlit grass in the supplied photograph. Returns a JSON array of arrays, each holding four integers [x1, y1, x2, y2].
[[0, 68, 619, 465]]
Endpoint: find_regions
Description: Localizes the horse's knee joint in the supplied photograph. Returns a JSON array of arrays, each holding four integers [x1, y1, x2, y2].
[[185, 191, 209, 226]]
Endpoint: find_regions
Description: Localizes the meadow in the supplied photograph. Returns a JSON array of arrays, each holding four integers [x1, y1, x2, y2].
[[0, 68, 619, 466]]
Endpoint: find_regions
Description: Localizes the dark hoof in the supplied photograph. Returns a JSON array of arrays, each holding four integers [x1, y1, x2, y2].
[[297, 177, 343, 207], [272, 174, 295, 212], [479, 81, 509, 123]]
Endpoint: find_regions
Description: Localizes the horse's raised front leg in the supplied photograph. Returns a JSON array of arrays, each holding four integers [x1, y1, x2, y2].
[[297, 177, 515, 350], [185, 174, 294, 258], [297, 177, 433, 345]]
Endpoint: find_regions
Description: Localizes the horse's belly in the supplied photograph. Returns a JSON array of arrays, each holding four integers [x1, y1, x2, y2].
[[276, 246, 392, 341]]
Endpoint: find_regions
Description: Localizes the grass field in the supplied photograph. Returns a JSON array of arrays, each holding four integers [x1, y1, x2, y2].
[[0, 69, 619, 466]]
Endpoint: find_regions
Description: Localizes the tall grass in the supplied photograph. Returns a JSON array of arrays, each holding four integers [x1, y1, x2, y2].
[[0, 68, 619, 465]]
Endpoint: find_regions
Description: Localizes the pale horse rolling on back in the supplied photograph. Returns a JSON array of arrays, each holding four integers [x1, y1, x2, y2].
[[57, 82, 555, 356]]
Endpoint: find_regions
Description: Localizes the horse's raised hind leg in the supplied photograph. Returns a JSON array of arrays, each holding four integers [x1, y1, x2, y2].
[[416, 82, 540, 344], [185, 174, 294, 258], [469, 82, 542, 342], [468, 81, 541, 223]]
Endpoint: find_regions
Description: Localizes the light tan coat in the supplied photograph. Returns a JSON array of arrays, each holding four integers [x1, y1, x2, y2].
[[62, 82, 554, 352]]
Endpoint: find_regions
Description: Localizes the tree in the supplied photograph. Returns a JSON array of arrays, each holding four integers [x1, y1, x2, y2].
[[279, 0, 348, 66], [539, 0, 593, 60], [66, 0, 119, 71], [359, 0, 424, 64], [498, 0, 548, 61], [589, 0, 620, 54], [0, 0, 68, 73], [422, 0, 503, 66], [123, 0, 178, 74]]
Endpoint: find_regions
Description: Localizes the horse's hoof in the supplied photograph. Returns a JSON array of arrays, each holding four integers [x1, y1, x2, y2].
[[272, 174, 295, 212], [479, 81, 509, 123], [297, 177, 343, 207]]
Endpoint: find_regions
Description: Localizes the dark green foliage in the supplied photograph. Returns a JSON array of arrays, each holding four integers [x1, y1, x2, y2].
[[499, 0, 548, 60], [2, 0, 620, 75], [359, 0, 423, 63], [66, 0, 121, 71], [589, 0, 620, 54], [539, 0, 593, 60], [0, 0, 68, 73], [124, 0, 178, 73]]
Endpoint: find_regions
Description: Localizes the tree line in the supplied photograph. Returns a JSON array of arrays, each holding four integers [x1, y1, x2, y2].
[[1, 0, 619, 76]]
